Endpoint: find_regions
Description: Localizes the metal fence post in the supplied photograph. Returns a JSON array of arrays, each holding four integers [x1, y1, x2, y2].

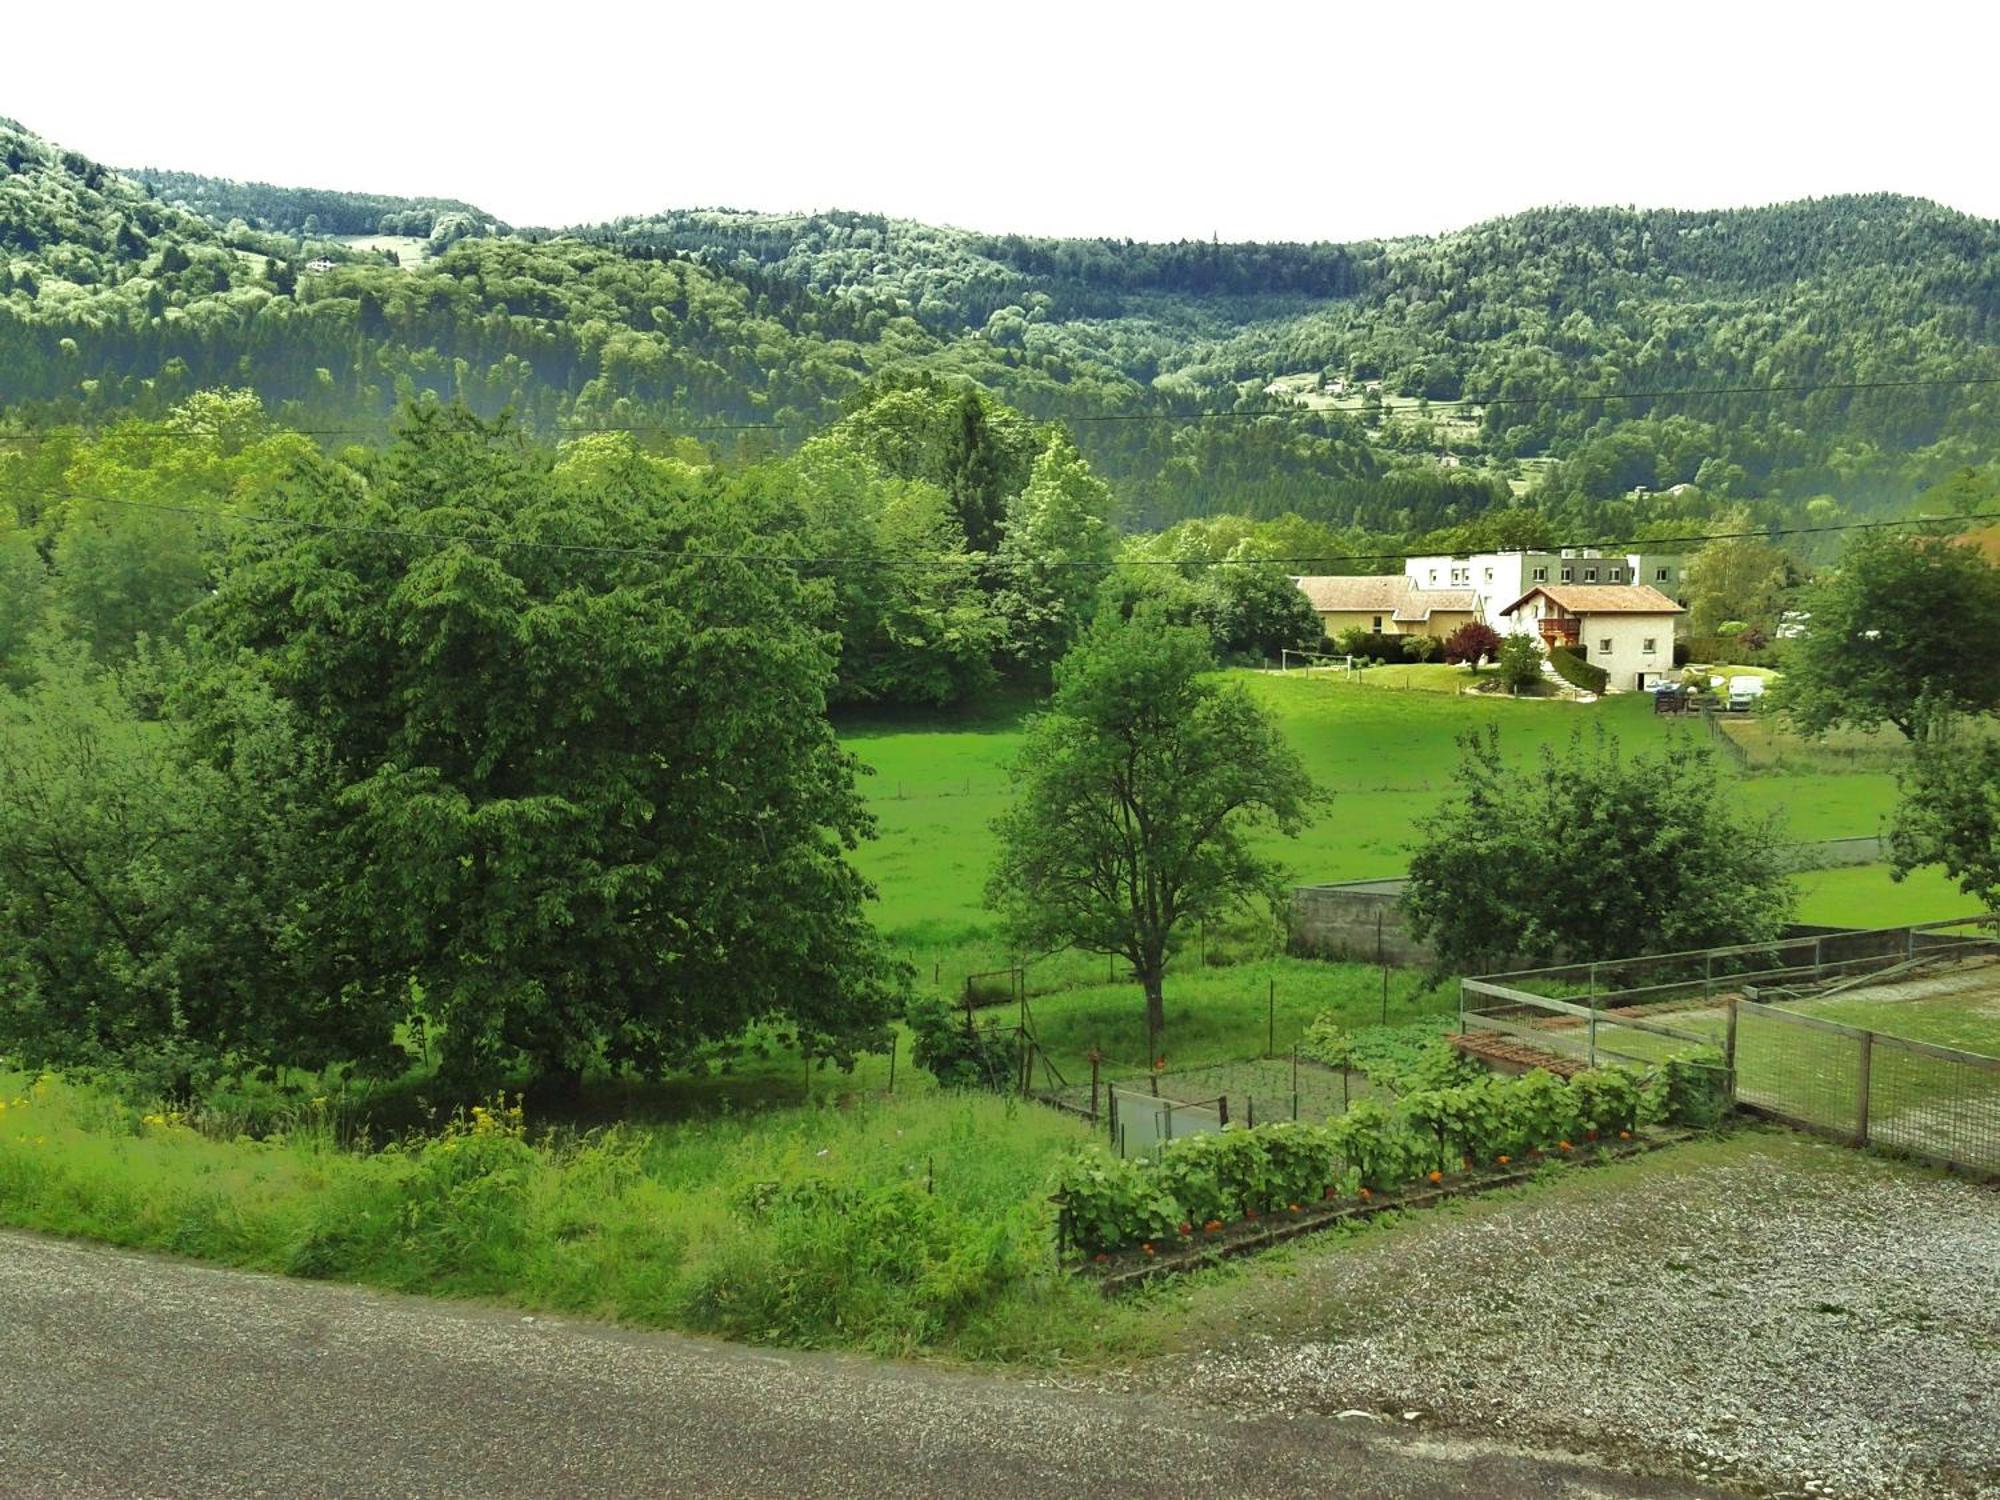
[[1855, 1031, 1874, 1147], [1725, 997, 1739, 1086], [1704, 951, 1714, 1000], [1588, 1008, 1598, 1068]]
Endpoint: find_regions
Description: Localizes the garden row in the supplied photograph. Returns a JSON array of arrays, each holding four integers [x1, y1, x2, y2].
[[1053, 1051, 1729, 1256]]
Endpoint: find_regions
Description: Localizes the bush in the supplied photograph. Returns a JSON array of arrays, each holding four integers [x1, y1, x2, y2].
[[1496, 633, 1545, 691], [1644, 1048, 1733, 1129], [1051, 1055, 1710, 1255], [1569, 1068, 1643, 1136], [906, 999, 1016, 1091], [1548, 644, 1610, 694], [1053, 1147, 1182, 1253], [1406, 634, 1444, 663], [1332, 628, 1409, 663], [1442, 621, 1503, 668]]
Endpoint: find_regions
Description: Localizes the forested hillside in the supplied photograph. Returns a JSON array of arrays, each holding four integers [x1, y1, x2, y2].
[[133, 167, 503, 240], [2, 114, 1997, 537]]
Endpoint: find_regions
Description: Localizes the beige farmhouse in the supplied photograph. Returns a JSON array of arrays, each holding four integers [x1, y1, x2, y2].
[[1497, 583, 1683, 692], [1294, 575, 1479, 642]]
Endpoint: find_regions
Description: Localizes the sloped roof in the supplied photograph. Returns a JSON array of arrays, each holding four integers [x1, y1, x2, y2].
[[1393, 588, 1477, 622], [1498, 583, 1684, 617], [1293, 575, 1477, 620], [1293, 575, 1407, 613]]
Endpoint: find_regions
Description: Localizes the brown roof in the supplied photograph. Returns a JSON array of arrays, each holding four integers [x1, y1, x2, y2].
[[1394, 588, 1477, 623], [1498, 583, 1684, 617], [1293, 575, 1407, 614], [1293, 575, 1477, 621]]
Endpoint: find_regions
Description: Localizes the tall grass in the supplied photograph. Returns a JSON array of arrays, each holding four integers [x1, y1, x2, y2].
[[0, 1072, 1157, 1362]]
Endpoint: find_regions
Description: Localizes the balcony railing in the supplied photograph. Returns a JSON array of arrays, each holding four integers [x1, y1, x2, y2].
[[1536, 618, 1581, 646]]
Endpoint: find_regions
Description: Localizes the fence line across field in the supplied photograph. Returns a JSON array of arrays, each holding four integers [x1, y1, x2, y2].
[[1463, 916, 2000, 1179]]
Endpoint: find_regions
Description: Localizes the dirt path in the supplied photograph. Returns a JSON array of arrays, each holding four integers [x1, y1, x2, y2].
[[0, 1229, 1717, 1500]]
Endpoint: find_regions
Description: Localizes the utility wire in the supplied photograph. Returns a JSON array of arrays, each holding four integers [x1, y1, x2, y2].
[[0, 372, 1995, 445], [23, 487, 2000, 573]]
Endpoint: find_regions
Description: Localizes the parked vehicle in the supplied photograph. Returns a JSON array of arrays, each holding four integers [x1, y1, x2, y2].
[[1727, 675, 1766, 712]]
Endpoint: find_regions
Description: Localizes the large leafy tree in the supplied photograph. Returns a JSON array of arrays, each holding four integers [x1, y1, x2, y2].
[[1781, 529, 2000, 739], [0, 647, 365, 1087], [829, 376, 1042, 554], [1682, 531, 1795, 653], [987, 612, 1318, 1047], [1887, 707, 2000, 911], [1405, 725, 1794, 971], [778, 441, 998, 706], [195, 410, 902, 1088], [991, 431, 1116, 672]]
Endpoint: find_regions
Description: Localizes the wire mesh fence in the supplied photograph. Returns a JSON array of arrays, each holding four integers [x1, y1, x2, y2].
[[1046, 1052, 1376, 1155], [1465, 919, 2000, 1179], [1736, 1001, 2000, 1177]]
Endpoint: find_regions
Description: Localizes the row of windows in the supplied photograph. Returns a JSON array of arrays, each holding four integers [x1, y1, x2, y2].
[[1422, 562, 1676, 589]]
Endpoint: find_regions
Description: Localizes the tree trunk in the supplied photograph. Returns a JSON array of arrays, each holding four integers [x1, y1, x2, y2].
[[1143, 971, 1166, 1063]]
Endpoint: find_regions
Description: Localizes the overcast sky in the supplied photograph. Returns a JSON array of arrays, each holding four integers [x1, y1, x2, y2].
[[7, 2, 1996, 241]]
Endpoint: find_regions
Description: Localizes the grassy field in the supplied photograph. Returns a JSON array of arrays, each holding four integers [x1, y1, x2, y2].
[[1788, 863, 1972, 928], [1013, 956, 1452, 1078], [334, 233, 428, 266], [845, 670, 1920, 963]]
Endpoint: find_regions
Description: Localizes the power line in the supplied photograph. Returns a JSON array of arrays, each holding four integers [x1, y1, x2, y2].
[[23, 487, 2000, 573], [1, 371, 1995, 446]]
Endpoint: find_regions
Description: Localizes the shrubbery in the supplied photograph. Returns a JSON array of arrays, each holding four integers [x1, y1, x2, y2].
[[1053, 1052, 1709, 1254], [906, 999, 1017, 1091], [1332, 628, 1411, 663], [1548, 644, 1611, 694]]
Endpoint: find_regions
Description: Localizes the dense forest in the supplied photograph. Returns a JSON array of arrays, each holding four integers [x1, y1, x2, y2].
[[2, 114, 1997, 543]]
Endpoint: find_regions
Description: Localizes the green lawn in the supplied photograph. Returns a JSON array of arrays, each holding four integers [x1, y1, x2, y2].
[[846, 671, 1908, 964], [1788, 863, 1975, 929], [1011, 956, 1453, 1079]]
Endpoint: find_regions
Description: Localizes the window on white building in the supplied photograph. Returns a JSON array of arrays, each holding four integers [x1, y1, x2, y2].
[[1655, 567, 1669, 582], [1483, 567, 1493, 581], [1532, 566, 1547, 581], [1584, 568, 1598, 582], [1561, 568, 1573, 582], [1599, 638, 1612, 654], [1643, 637, 1657, 653], [1610, 567, 1623, 581], [1428, 569, 1438, 583], [1372, 615, 1382, 630]]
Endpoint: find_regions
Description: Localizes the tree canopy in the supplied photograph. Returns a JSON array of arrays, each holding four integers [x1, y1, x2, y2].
[[1780, 529, 2000, 739], [1404, 725, 1795, 971]]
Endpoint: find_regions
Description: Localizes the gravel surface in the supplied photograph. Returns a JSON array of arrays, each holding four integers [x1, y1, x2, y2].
[[1156, 1135, 2000, 1500], [0, 1229, 1720, 1500]]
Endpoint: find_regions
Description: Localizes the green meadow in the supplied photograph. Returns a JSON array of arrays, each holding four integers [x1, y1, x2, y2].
[[843, 670, 1950, 965]]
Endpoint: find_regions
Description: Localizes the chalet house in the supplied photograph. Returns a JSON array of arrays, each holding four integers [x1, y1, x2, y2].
[[1294, 575, 1479, 642], [1498, 583, 1684, 692]]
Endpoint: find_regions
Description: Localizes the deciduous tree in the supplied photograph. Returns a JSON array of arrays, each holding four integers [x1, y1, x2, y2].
[[1780, 528, 2000, 739], [1405, 725, 1794, 971], [1442, 620, 1502, 669], [986, 612, 1319, 1050]]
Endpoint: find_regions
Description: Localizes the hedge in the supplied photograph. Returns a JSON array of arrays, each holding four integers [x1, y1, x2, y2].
[[1549, 644, 1610, 694], [1053, 1059, 1707, 1256]]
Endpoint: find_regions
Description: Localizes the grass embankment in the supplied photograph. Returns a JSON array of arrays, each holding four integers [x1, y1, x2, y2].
[[0, 1073, 1156, 1363]]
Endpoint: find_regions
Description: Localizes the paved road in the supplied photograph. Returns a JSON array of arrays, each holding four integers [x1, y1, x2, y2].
[[0, 1231, 1718, 1499]]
